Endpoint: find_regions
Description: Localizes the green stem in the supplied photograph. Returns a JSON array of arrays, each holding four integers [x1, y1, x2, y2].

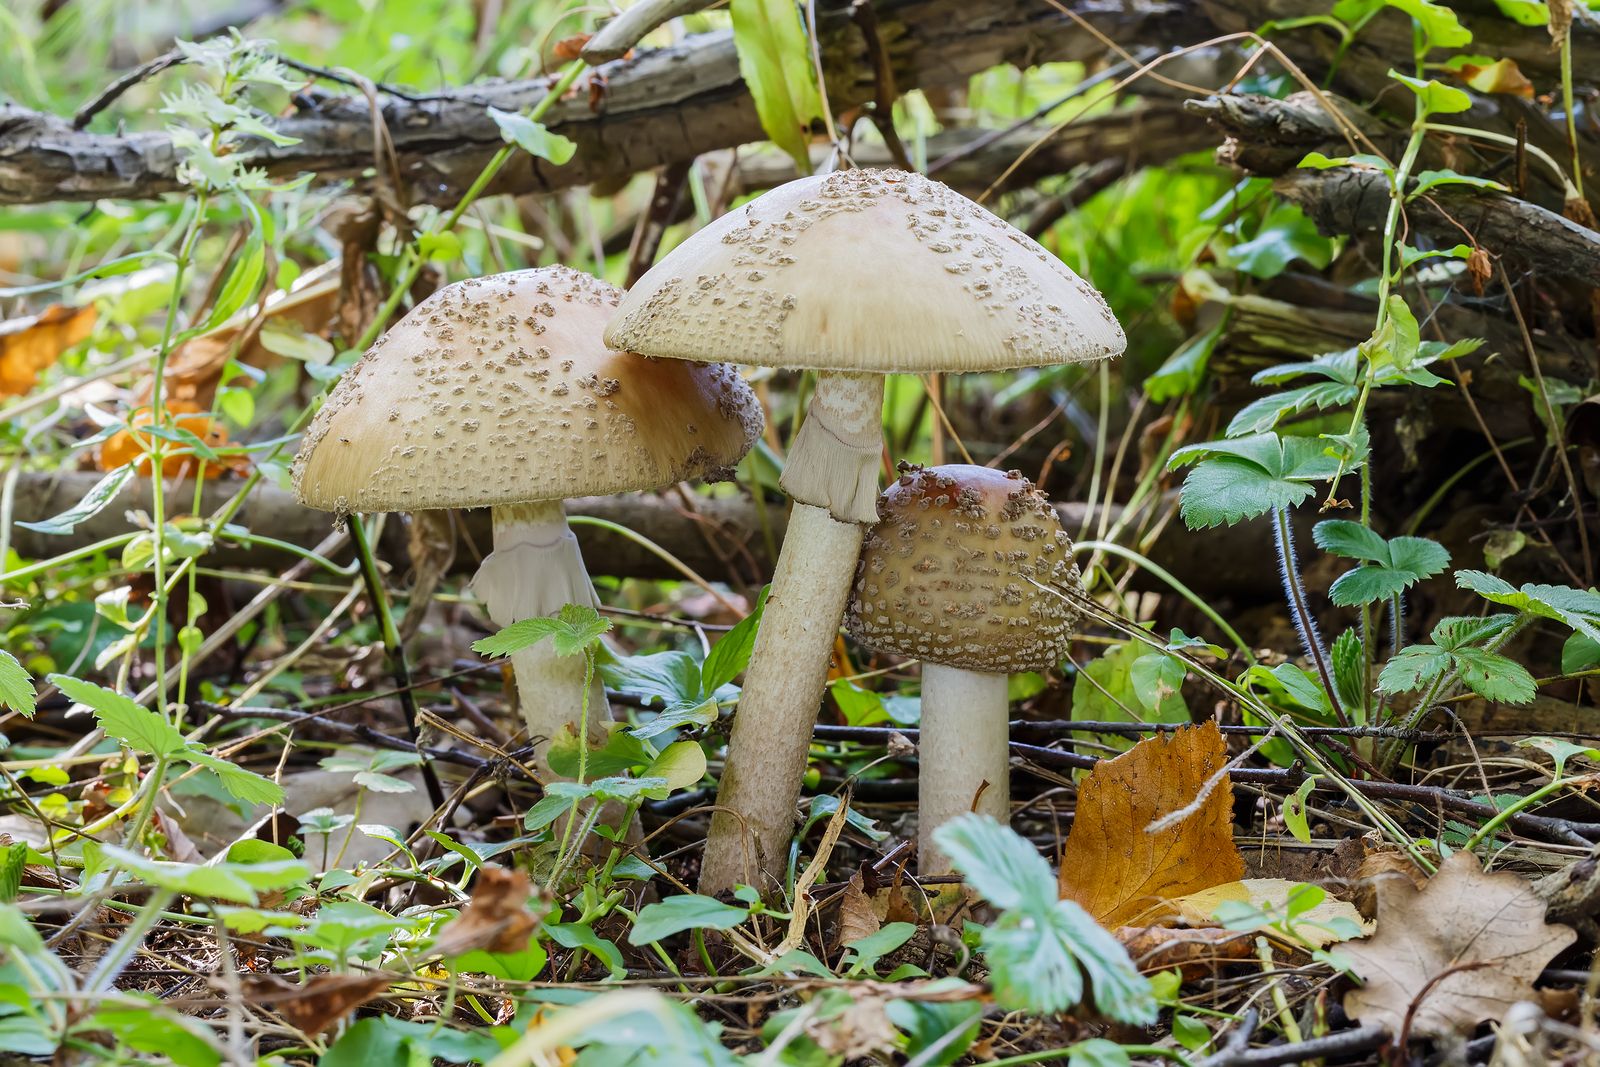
[[83, 889, 178, 995], [1463, 774, 1585, 853], [350, 513, 445, 810]]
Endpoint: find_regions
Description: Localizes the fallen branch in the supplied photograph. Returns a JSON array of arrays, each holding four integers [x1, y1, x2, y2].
[[0, 0, 1182, 206], [4, 470, 1296, 600]]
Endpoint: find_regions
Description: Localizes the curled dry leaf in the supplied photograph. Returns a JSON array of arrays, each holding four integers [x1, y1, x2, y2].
[[1115, 924, 1255, 979], [430, 867, 545, 959], [1340, 850, 1577, 1038], [0, 304, 96, 397], [835, 870, 881, 951], [243, 972, 394, 1036], [1058, 721, 1245, 928]]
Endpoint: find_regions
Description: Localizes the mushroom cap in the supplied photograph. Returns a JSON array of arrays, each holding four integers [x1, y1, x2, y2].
[[293, 266, 763, 514], [845, 463, 1084, 673], [605, 168, 1125, 374]]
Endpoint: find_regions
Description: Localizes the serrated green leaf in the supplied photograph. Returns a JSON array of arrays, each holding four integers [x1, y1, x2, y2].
[[1226, 381, 1358, 436], [1430, 613, 1517, 650], [49, 675, 184, 756], [0, 653, 36, 718], [183, 748, 284, 806], [1331, 629, 1366, 712], [1377, 645, 1452, 693], [1313, 520, 1390, 563], [472, 603, 611, 658], [1455, 572, 1600, 643], [1451, 648, 1535, 703]]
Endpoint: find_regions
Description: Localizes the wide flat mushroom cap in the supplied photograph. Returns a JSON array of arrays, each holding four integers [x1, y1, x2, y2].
[[293, 266, 763, 514], [846, 463, 1084, 673], [605, 168, 1125, 374]]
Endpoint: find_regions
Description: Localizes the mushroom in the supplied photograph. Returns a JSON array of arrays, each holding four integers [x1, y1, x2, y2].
[[846, 463, 1084, 873], [606, 168, 1124, 893], [293, 266, 763, 780]]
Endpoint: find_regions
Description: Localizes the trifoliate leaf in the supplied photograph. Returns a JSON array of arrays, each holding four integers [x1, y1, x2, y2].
[[1451, 648, 1535, 703]]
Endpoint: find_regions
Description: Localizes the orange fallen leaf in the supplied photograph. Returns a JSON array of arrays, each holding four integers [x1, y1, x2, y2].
[[97, 400, 243, 479], [1341, 850, 1576, 1038], [0, 304, 96, 397], [1058, 722, 1244, 927]]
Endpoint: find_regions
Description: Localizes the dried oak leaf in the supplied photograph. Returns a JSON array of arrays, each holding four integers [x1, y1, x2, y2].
[[1341, 850, 1576, 1038], [430, 867, 545, 958], [244, 972, 394, 1036], [835, 870, 881, 951], [1059, 721, 1244, 927]]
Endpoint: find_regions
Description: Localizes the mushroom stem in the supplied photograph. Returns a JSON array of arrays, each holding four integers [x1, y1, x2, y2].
[[474, 499, 610, 779], [699, 371, 887, 894], [918, 664, 1010, 873], [698, 501, 867, 894], [779, 371, 885, 526]]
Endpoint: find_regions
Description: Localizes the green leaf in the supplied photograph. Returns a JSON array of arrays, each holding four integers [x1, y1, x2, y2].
[[1314, 522, 1449, 606], [1171, 432, 1361, 528], [546, 922, 626, 978], [934, 814, 1155, 1024], [643, 740, 707, 791], [1331, 629, 1366, 712], [1377, 645, 1452, 693], [1455, 572, 1600, 643], [1283, 777, 1317, 843], [98, 844, 307, 904], [701, 585, 769, 693], [1389, 71, 1473, 114], [78, 1005, 222, 1067], [1385, 0, 1473, 48], [1298, 151, 1393, 173], [1071, 640, 1187, 752], [49, 675, 183, 756], [16, 465, 134, 535], [1429, 613, 1517, 651], [1312, 520, 1390, 563], [729, 0, 825, 172], [183, 748, 284, 806], [1410, 169, 1508, 198], [1224, 203, 1334, 279], [0, 843, 27, 904], [1144, 321, 1223, 403], [0, 654, 36, 718], [1451, 648, 1535, 703], [472, 603, 611, 658], [487, 106, 577, 165], [1561, 633, 1600, 674], [1069, 1038, 1132, 1067], [1226, 381, 1358, 436], [1515, 736, 1600, 777], [1491, 0, 1547, 25], [629, 895, 750, 946]]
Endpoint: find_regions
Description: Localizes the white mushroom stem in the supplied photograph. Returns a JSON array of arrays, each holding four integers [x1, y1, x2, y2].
[[699, 371, 885, 895], [917, 664, 1010, 874], [472, 499, 610, 780]]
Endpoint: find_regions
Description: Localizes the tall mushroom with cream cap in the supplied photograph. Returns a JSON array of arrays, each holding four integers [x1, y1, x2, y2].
[[293, 266, 763, 780], [606, 168, 1124, 893], [846, 463, 1084, 873]]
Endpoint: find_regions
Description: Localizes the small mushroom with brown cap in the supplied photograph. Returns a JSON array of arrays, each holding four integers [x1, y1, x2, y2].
[[607, 168, 1123, 893], [293, 266, 763, 780], [846, 463, 1085, 873]]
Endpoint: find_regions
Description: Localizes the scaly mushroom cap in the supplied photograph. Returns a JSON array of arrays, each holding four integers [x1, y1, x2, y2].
[[605, 168, 1125, 373], [293, 266, 764, 514], [846, 463, 1084, 673]]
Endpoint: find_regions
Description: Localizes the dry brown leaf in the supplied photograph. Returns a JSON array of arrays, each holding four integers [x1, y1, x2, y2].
[[1451, 58, 1534, 97], [807, 994, 900, 1060], [836, 870, 880, 951], [1058, 721, 1244, 927], [1341, 850, 1577, 1038], [1169, 878, 1371, 948], [1114, 924, 1255, 979], [244, 972, 394, 1035], [0, 304, 95, 397], [1351, 848, 1428, 920], [431, 867, 545, 958]]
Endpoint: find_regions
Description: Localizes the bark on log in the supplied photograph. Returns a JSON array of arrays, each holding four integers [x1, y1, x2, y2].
[[0, 0, 1183, 206], [3, 471, 1297, 600], [1275, 166, 1600, 286]]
